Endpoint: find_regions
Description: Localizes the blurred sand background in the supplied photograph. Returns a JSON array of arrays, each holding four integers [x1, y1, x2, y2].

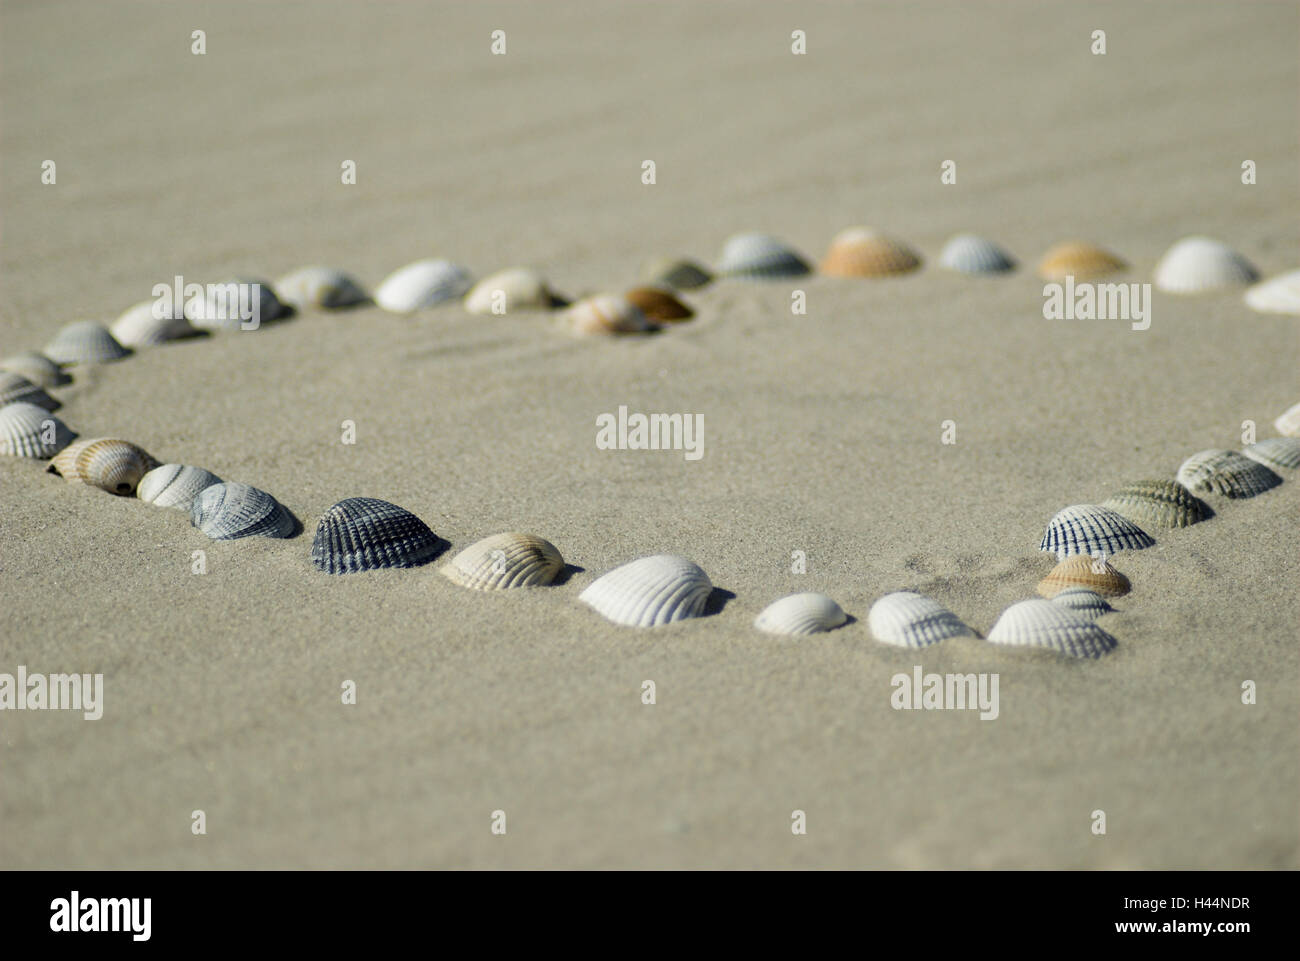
[[1, 0, 1297, 868]]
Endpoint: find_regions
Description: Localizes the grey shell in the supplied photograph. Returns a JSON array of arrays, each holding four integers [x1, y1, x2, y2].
[[311, 497, 443, 573], [0, 402, 75, 458], [43, 322, 131, 366], [1242, 437, 1300, 472], [1176, 449, 1282, 499], [1099, 479, 1211, 529], [1050, 587, 1115, 619], [191, 482, 295, 540], [0, 372, 59, 411], [937, 234, 1016, 274], [716, 233, 812, 279]]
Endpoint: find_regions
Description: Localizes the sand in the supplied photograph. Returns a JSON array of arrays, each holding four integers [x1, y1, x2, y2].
[[1, 0, 1297, 869]]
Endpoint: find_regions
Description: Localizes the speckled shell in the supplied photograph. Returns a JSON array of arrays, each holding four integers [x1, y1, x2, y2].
[[274, 266, 369, 310], [1244, 270, 1300, 315], [0, 352, 70, 388], [440, 532, 565, 589], [374, 259, 473, 313], [463, 268, 563, 314], [1039, 505, 1154, 560], [1176, 449, 1282, 499], [819, 227, 922, 277], [110, 300, 197, 347], [1242, 437, 1300, 471], [560, 295, 652, 336], [1050, 587, 1115, 619], [137, 464, 224, 511], [937, 234, 1016, 274], [0, 372, 59, 411], [578, 554, 713, 627], [753, 592, 847, 636], [1100, 479, 1211, 529], [1274, 402, 1300, 438], [311, 497, 442, 573], [1037, 556, 1131, 599], [624, 286, 693, 321], [867, 591, 973, 648], [0, 402, 75, 458], [987, 599, 1117, 658], [185, 279, 286, 330], [49, 438, 159, 495], [191, 482, 295, 540], [43, 322, 131, 366], [1153, 236, 1258, 293], [1036, 241, 1126, 280], [639, 257, 713, 290], [716, 233, 811, 279]]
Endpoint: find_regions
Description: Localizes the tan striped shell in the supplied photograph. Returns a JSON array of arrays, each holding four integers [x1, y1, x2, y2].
[[820, 227, 922, 277], [1036, 241, 1126, 280], [49, 438, 159, 495], [440, 532, 565, 590], [560, 296, 652, 336], [1037, 556, 1131, 599]]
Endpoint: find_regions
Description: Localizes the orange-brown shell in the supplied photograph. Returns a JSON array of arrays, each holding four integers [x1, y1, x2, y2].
[[1036, 555, 1131, 599], [623, 286, 693, 322], [49, 437, 159, 495], [820, 228, 922, 278], [1036, 241, 1127, 280]]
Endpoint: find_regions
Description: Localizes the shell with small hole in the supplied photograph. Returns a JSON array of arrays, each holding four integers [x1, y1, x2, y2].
[[1176, 449, 1281, 499], [0, 352, 70, 388], [463, 268, 564, 315], [273, 266, 369, 310], [753, 592, 847, 636], [560, 295, 652, 336], [1275, 402, 1300, 438], [1036, 556, 1130, 599], [0, 402, 75, 458], [49, 438, 159, 495], [374, 259, 473, 313], [1050, 588, 1115, 619], [0, 372, 59, 411], [578, 554, 713, 627], [110, 300, 197, 348], [867, 591, 973, 648], [937, 234, 1016, 274], [1153, 236, 1258, 293], [716, 233, 811, 279], [185, 279, 286, 330], [191, 482, 294, 540], [819, 227, 922, 277], [1036, 241, 1126, 280], [1039, 504, 1154, 560], [42, 322, 131, 366], [639, 257, 713, 290], [1244, 269, 1300, 315], [624, 286, 693, 322], [440, 532, 565, 589], [311, 497, 442, 573], [987, 599, 1117, 658], [137, 464, 223, 512], [1100, 479, 1211, 529], [1242, 437, 1300, 471]]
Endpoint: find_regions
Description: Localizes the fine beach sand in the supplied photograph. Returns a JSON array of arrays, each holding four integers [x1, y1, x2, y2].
[[1, 0, 1297, 869]]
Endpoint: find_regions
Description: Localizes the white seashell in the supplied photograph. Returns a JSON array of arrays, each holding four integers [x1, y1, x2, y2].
[[937, 234, 1016, 274], [986, 599, 1117, 658], [191, 482, 295, 540], [716, 233, 811, 279], [1050, 587, 1115, 619], [0, 351, 70, 387], [374, 259, 473, 313], [274, 266, 369, 310], [43, 321, 131, 366], [137, 464, 223, 511], [1176, 449, 1282, 499], [578, 554, 713, 627], [312, 497, 444, 573], [110, 300, 197, 348], [1153, 236, 1259, 293], [1275, 402, 1300, 438], [185, 279, 286, 330], [1039, 505, 1154, 561], [753, 592, 847, 636], [463, 268, 564, 314], [0, 372, 59, 411], [0, 402, 75, 458], [48, 438, 159, 495], [1244, 269, 1300, 315], [560, 295, 652, 336], [440, 532, 565, 589], [867, 591, 973, 648], [1242, 437, 1300, 471]]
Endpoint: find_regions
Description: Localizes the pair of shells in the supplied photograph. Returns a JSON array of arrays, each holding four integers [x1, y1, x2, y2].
[[0, 351, 70, 388], [1244, 270, 1300, 315], [987, 599, 1117, 658], [312, 497, 444, 573], [463, 268, 566, 314], [43, 321, 131, 366], [137, 464, 223, 511], [374, 259, 473, 313], [937, 234, 1015, 274], [49, 438, 159, 495], [0, 371, 59, 411], [820, 228, 921, 277], [0, 402, 75, 458], [185, 279, 286, 330], [753, 592, 847, 636], [560, 295, 653, 336], [579, 555, 713, 627], [1039, 504, 1154, 561], [1037, 556, 1131, 599], [716, 233, 811, 279], [274, 266, 369, 310], [192, 482, 295, 540], [1036, 241, 1126, 280], [1153, 236, 1258, 293], [1242, 437, 1300, 471], [1100, 479, 1210, 529], [1176, 449, 1281, 499], [441, 532, 566, 589], [867, 592, 972, 648], [110, 300, 198, 348], [640, 257, 713, 290], [1275, 402, 1300, 438]]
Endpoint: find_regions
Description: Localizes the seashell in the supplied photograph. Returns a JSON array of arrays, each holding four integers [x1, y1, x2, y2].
[[0, 351, 70, 387], [1242, 437, 1300, 471], [753, 592, 847, 636], [1274, 402, 1300, 438], [0, 402, 75, 458], [716, 233, 811, 280], [463, 268, 565, 314], [1036, 241, 1126, 280], [137, 464, 223, 511], [1176, 449, 1281, 499], [867, 591, 973, 648], [191, 482, 294, 540], [440, 532, 565, 589], [311, 497, 443, 573], [1050, 587, 1115, 619], [1037, 555, 1130, 599], [560, 295, 653, 336], [1244, 269, 1300, 315], [185, 279, 286, 330], [49, 438, 159, 495], [639, 257, 713, 290], [623, 286, 693, 322], [819, 227, 921, 278], [1153, 236, 1258, 293], [986, 599, 1117, 658], [1039, 504, 1154, 560], [937, 234, 1016, 274], [578, 554, 713, 627], [374, 259, 473, 313], [274, 266, 369, 310], [110, 300, 197, 348], [42, 321, 131, 366], [1099, 479, 1210, 529], [0, 372, 59, 412]]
